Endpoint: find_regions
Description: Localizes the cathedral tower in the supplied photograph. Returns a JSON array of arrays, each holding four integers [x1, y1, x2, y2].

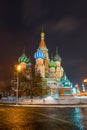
[[54, 48, 64, 80], [39, 31, 49, 76], [34, 48, 45, 78]]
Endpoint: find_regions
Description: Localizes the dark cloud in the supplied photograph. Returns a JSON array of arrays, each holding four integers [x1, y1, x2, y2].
[[50, 17, 81, 33]]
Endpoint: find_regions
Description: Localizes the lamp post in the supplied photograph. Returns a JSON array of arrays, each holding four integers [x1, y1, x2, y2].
[[82, 79, 87, 92], [16, 65, 21, 104], [75, 84, 78, 94]]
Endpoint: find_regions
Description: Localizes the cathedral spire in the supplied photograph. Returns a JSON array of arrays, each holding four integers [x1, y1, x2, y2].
[[39, 29, 46, 47], [23, 46, 26, 53], [50, 54, 53, 60], [41, 28, 44, 41], [56, 47, 58, 54], [41, 30, 45, 41]]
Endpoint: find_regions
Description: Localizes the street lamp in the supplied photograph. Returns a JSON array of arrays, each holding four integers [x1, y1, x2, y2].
[[83, 79, 87, 83], [16, 64, 22, 104], [82, 79, 87, 92], [75, 84, 78, 94]]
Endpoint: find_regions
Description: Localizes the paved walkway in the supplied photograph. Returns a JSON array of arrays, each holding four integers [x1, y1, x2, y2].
[[0, 103, 87, 107]]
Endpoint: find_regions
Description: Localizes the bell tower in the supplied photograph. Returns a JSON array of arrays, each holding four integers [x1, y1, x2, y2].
[[39, 31, 49, 77]]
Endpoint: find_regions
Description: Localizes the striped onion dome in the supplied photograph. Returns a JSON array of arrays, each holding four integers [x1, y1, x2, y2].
[[34, 48, 45, 59], [54, 48, 62, 62], [18, 52, 29, 63]]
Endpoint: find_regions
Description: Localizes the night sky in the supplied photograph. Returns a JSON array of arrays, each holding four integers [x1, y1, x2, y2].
[[0, 0, 87, 87]]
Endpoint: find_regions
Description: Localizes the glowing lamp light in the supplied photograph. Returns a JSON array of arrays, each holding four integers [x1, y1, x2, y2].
[[16, 64, 22, 104], [16, 65, 22, 72], [75, 84, 78, 88], [83, 79, 87, 83]]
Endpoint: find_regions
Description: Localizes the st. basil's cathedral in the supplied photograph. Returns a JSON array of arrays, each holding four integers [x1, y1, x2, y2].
[[17, 31, 73, 98]]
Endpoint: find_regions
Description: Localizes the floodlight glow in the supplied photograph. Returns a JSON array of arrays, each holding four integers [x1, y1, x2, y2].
[[17, 65, 21, 72], [83, 79, 87, 83]]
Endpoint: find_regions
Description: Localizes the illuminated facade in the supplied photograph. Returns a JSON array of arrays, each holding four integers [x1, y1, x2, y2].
[[17, 31, 73, 98], [34, 32, 64, 80]]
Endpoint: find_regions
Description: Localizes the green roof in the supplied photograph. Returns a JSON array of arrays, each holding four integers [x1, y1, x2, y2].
[[18, 52, 29, 63], [49, 60, 57, 68]]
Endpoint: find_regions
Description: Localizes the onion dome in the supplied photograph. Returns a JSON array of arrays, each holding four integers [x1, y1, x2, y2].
[[18, 52, 29, 63], [39, 31, 46, 47], [34, 48, 45, 59], [49, 55, 57, 68], [49, 60, 57, 68], [54, 48, 62, 62]]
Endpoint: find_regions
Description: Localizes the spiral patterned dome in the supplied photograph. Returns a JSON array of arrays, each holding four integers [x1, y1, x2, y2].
[[18, 52, 29, 63], [34, 48, 45, 59]]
